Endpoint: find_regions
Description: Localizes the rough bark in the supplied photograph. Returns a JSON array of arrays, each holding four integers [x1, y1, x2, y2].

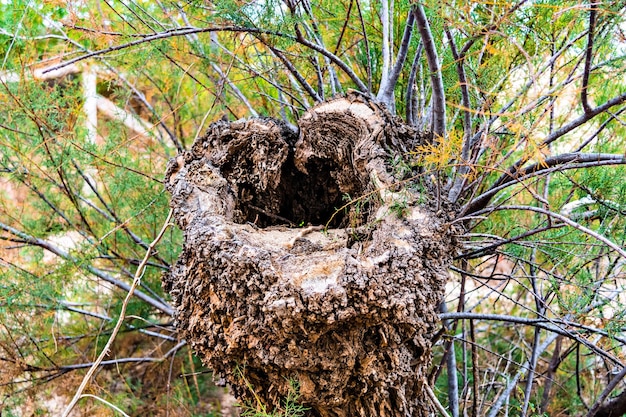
[[163, 94, 456, 416]]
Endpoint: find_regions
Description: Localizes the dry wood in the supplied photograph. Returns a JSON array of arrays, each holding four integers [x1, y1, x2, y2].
[[164, 94, 456, 416]]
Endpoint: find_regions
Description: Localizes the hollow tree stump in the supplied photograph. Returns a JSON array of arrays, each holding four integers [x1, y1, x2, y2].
[[163, 94, 455, 417]]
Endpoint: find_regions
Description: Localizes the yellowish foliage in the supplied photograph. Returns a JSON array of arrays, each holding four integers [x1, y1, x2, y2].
[[412, 129, 463, 170]]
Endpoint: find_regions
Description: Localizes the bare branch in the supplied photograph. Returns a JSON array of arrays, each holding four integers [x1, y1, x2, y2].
[[414, 4, 446, 138], [377, 6, 416, 110], [457, 223, 568, 260], [468, 205, 626, 260], [355, 0, 372, 92], [269, 46, 322, 103], [59, 341, 186, 371], [62, 210, 174, 417], [440, 302, 460, 417], [545, 90, 626, 147], [405, 42, 423, 126], [42, 24, 369, 93], [446, 26, 473, 202], [587, 365, 626, 417], [0, 221, 174, 315], [465, 151, 626, 216], [539, 336, 563, 414], [486, 332, 560, 417], [379, 0, 392, 97], [298, 1, 342, 95], [581, 3, 597, 114]]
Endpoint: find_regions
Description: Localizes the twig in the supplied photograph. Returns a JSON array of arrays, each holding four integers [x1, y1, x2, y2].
[[269, 46, 322, 102], [440, 302, 460, 417], [520, 325, 541, 416], [540, 335, 563, 413], [468, 205, 626, 260], [61, 209, 174, 417], [41, 24, 369, 93], [440, 311, 625, 364], [486, 332, 560, 417], [405, 42, 423, 126], [177, 10, 259, 118], [424, 381, 452, 417], [0, 220, 173, 315], [464, 152, 626, 216], [78, 394, 130, 417]]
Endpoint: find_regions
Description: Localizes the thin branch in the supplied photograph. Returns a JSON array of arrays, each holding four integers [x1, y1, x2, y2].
[[440, 302, 460, 417], [176, 7, 259, 118], [587, 365, 626, 417], [446, 26, 473, 202], [0, 221, 173, 315], [269, 46, 322, 103], [41, 25, 369, 92], [377, 6, 416, 110], [539, 335, 563, 413], [414, 4, 446, 138], [298, 1, 342, 95], [468, 205, 626, 260], [333, 0, 353, 56], [457, 223, 568, 260], [405, 42, 423, 126], [294, 30, 368, 92], [355, 0, 372, 92], [581, 2, 597, 114], [425, 381, 452, 417], [62, 210, 174, 417], [59, 341, 186, 371], [521, 322, 541, 416], [76, 394, 130, 417], [465, 152, 626, 216], [544, 90, 626, 147], [486, 332, 560, 417]]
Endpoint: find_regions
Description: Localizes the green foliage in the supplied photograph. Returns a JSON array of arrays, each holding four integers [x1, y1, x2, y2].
[[237, 371, 309, 417]]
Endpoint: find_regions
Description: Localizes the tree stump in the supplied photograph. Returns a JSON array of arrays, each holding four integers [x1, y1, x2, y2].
[[163, 94, 455, 416]]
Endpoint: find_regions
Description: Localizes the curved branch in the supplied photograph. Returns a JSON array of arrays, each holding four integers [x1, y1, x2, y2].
[[268, 45, 322, 103], [457, 223, 567, 260], [62, 210, 175, 417], [465, 152, 626, 215], [42, 24, 368, 93], [440, 312, 626, 367], [468, 205, 626, 260], [405, 42, 423, 126]]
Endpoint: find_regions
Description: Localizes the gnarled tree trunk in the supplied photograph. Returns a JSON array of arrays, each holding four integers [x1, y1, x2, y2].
[[163, 94, 456, 416]]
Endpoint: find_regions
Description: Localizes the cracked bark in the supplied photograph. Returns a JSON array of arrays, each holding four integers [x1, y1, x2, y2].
[[163, 94, 457, 416]]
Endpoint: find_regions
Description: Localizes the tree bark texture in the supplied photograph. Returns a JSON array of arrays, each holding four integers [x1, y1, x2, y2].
[[163, 94, 456, 416]]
